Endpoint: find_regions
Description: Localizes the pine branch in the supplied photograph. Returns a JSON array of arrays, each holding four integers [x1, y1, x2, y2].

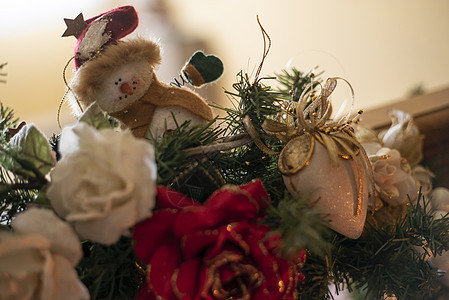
[[148, 119, 225, 202], [222, 71, 282, 135], [77, 237, 146, 300], [211, 71, 290, 202], [49, 134, 61, 161], [183, 133, 251, 157], [0, 102, 18, 139], [275, 67, 322, 102], [329, 193, 449, 299], [0, 102, 47, 225], [265, 191, 331, 258]]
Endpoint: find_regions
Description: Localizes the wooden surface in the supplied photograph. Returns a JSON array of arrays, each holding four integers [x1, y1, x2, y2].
[[362, 87, 449, 189]]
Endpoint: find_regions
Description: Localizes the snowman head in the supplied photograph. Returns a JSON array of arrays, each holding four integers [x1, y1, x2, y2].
[[63, 6, 161, 115], [70, 37, 161, 114]]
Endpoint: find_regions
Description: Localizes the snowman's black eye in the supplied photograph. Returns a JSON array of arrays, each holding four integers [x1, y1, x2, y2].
[[133, 87, 136, 90], [125, 95, 128, 98], [115, 82, 118, 85], [133, 81, 137, 84], [119, 97, 122, 100], [118, 78, 122, 82]]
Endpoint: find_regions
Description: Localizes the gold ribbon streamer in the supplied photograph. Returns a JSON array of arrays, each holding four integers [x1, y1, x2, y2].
[[243, 115, 278, 155]]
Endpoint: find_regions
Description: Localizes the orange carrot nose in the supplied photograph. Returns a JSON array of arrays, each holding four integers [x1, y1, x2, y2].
[[120, 83, 133, 95]]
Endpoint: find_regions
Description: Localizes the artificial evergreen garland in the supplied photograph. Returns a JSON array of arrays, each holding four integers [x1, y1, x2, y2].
[[1, 65, 449, 299]]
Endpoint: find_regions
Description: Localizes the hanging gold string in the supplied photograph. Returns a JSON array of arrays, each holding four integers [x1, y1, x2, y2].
[[254, 16, 271, 84], [57, 55, 84, 129]]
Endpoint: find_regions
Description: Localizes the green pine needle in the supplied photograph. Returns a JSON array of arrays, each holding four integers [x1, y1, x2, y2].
[[265, 191, 331, 258], [275, 67, 322, 101], [76, 237, 146, 300], [148, 118, 223, 186]]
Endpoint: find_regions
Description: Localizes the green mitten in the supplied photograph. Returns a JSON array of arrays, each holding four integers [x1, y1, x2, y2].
[[182, 51, 223, 87]]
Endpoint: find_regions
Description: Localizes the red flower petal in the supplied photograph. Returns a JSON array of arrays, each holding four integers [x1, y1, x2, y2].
[[172, 258, 202, 299], [181, 224, 254, 260], [173, 180, 270, 237], [251, 281, 272, 300], [245, 225, 301, 298], [239, 179, 270, 213], [181, 227, 220, 259], [205, 189, 260, 220], [243, 225, 280, 293], [219, 263, 237, 283], [173, 208, 223, 238], [205, 180, 270, 221], [299, 250, 307, 264], [156, 186, 200, 209], [204, 226, 246, 259], [196, 265, 214, 300], [133, 209, 177, 264], [265, 234, 283, 250], [148, 240, 181, 300]]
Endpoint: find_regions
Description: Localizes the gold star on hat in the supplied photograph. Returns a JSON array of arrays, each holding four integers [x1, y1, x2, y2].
[[62, 13, 88, 38]]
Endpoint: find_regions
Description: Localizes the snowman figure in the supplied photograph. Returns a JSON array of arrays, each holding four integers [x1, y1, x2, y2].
[[63, 6, 222, 138]]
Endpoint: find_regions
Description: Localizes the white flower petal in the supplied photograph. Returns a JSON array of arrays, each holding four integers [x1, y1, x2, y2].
[[430, 187, 449, 212], [370, 148, 418, 205], [12, 208, 82, 266], [380, 110, 423, 167], [0, 229, 89, 300], [47, 255, 90, 300]]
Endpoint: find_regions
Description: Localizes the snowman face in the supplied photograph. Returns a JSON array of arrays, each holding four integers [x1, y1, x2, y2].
[[95, 60, 153, 113]]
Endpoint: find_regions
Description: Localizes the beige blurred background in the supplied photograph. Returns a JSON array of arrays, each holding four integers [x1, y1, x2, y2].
[[1, 0, 449, 137]]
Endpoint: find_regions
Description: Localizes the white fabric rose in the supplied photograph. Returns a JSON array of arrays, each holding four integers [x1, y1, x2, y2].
[[47, 123, 157, 245], [355, 125, 383, 156], [0, 208, 89, 300], [379, 110, 424, 167], [370, 148, 418, 206], [412, 165, 435, 198], [430, 187, 449, 213]]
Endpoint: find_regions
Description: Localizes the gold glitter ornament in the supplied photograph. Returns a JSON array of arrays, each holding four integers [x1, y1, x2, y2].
[[263, 77, 375, 239], [283, 140, 371, 238]]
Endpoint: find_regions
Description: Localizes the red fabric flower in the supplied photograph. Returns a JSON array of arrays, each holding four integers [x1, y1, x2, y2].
[[133, 180, 305, 300]]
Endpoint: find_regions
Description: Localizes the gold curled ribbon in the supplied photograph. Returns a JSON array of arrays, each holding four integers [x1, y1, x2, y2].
[[263, 77, 362, 168]]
